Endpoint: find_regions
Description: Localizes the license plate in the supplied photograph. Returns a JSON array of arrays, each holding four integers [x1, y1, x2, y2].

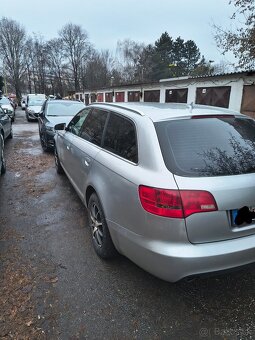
[[231, 207, 255, 227], [231, 209, 238, 226]]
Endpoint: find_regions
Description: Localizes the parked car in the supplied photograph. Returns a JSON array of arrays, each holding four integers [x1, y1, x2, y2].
[[25, 98, 46, 121], [21, 98, 26, 110], [0, 106, 12, 176], [54, 102, 255, 282], [0, 96, 15, 122], [0, 105, 13, 140], [0, 123, 6, 175], [38, 99, 85, 151]]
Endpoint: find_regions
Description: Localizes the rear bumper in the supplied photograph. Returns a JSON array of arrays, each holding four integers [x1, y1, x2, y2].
[[110, 223, 255, 282]]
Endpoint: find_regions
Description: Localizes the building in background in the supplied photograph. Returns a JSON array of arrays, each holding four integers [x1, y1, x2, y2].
[[74, 71, 255, 118]]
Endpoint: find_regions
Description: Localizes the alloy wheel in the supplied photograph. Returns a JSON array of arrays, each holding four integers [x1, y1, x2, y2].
[[90, 202, 104, 247]]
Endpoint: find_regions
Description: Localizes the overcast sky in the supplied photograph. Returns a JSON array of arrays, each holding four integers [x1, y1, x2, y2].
[[4, 0, 237, 65]]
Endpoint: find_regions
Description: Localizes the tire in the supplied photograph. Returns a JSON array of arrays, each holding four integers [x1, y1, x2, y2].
[[40, 133, 50, 152], [88, 193, 117, 259], [54, 147, 64, 174], [0, 135, 6, 175]]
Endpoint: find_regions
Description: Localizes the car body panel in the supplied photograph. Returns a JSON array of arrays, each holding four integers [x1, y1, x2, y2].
[[54, 102, 255, 282], [0, 123, 5, 174], [0, 97, 15, 121], [0, 106, 12, 139], [175, 173, 255, 243]]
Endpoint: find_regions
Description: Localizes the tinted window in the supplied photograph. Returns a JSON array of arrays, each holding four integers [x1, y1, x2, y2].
[[155, 117, 255, 177], [68, 108, 90, 136], [103, 113, 138, 163], [80, 108, 108, 146]]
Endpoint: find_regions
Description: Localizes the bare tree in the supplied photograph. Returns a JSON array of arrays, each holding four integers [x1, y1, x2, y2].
[[23, 37, 35, 93], [32, 35, 48, 93], [213, 0, 255, 69], [46, 38, 66, 96], [23, 36, 47, 94], [82, 49, 116, 89], [0, 17, 26, 99], [59, 23, 91, 92], [116, 39, 145, 82]]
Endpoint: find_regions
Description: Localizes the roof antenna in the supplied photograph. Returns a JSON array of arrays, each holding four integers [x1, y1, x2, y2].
[[188, 101, 194, 113]]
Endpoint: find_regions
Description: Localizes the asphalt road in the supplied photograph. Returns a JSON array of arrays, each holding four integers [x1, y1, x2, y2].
[[1, 108, 255, 339]]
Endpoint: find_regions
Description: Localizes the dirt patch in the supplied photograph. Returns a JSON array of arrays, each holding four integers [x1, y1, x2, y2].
[[6, 135, 55, 198], [7, 150, 53, 176], [0, 236, 60, 339], [0, 243, 46, 339], [0, 124, 59, 338]]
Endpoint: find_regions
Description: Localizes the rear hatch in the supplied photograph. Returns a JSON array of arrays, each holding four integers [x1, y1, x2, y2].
[[155, 114, 255, 244]]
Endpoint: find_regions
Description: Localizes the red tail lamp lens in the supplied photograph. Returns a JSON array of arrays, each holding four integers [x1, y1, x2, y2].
[[139, 186, 217, 218]]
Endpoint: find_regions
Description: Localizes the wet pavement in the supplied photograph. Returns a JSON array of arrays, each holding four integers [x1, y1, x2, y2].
[[1, 109, 255, 339]]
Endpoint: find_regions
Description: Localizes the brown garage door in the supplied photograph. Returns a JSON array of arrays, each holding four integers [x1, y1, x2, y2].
[[115, 91, 125, 102], [91, 93, 97, 103], [105, 92, 113, 102], [144, 90, 160, 102], [196, 86, 231, 108], [165, 88, 188, 103], [128, 91, 140, 102], [241, 85, 255, 118]]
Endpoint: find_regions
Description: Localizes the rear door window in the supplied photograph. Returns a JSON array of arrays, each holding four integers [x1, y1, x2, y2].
[[103, 113, 138, 163], [79, 108, 108, 146], [155, 116, 255, 177]]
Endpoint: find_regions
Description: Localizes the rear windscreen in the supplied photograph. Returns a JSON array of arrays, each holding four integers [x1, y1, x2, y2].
[[155, 117, 255, 177]]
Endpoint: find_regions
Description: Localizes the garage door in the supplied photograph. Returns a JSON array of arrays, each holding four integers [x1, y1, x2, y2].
[[196, 86, 231, 108], [241, 85, 255, 118], [165, 88, 188, 103], [128, 91, 140, 102], [144, 90, 160, 102]]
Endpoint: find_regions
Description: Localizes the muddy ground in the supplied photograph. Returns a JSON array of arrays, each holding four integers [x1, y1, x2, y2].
[[1, 109, 255, 339]]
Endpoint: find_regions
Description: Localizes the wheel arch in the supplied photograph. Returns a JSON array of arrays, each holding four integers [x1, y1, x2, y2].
[[85, 185, 96, 208]]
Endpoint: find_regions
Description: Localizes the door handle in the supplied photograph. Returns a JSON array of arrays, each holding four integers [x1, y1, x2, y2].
[[66, 145, 70, 150], [84, 157, 91, 167]]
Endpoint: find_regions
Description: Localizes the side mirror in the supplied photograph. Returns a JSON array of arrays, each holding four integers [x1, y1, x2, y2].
[[2, 108, 11, 117], [54, 123, 66, 130]]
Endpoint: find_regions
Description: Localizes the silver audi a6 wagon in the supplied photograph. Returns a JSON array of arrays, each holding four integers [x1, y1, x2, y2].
[[54, 102, 255, 282]]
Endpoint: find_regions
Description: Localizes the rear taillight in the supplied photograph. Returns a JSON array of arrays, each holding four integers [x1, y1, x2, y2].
[[139, 186, 217, 218]]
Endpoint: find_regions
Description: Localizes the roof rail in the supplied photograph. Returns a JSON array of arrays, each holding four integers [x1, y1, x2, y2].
[[89, 102, 145, 116]]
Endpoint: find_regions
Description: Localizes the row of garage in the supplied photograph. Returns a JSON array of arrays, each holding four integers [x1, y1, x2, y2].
[[74, 71, 255, 118]]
